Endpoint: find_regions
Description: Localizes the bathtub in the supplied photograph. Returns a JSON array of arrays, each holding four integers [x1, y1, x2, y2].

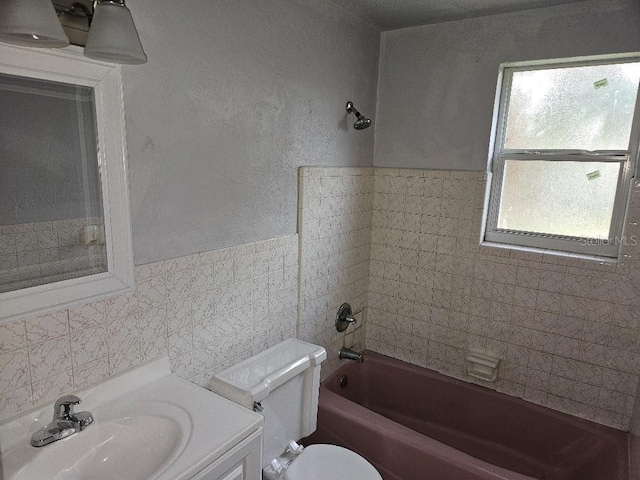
[[303, 351, 628, 480]]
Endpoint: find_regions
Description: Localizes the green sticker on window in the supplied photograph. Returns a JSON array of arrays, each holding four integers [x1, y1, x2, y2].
[[587, 170, 601, 180], [594, 78, 608, 89]]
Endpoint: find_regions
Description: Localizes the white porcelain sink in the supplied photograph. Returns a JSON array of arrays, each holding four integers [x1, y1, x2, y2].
[[0, 359, 263, 480], [2, 401, 188, 480]]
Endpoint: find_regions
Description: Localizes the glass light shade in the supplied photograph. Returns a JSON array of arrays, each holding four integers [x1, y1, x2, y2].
[[84, 2, 147, 65], [0, 0, 69, 48]]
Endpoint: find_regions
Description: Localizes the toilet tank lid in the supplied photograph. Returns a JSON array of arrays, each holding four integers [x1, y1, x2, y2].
[[209, 339, 327, 408]]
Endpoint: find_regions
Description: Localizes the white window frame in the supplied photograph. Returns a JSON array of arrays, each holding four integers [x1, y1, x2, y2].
[[484, 53, 640, 259]]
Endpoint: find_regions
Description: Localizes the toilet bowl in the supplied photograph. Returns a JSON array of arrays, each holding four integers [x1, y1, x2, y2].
[[209, 339, 382, 480], [278, 444, 382, 480]]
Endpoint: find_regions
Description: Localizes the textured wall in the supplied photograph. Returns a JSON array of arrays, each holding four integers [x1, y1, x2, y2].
[[367, 168, 640, 431], [123, 0, 380, 265], [330, 0, 591, 30], [373, 0, 640, 170]]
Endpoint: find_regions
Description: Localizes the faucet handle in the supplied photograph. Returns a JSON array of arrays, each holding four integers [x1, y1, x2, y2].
[[54, 395, 81, 420], [336, 303, 357, 332]]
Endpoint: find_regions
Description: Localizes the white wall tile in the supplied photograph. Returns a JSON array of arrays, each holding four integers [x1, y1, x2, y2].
[[0, 321, 26, 355], [28, 337, 71, 383], [363, 167, 640, 430], [137, 276, 167, 310], [0, 386, 32, 419], [108, 315, 140, 353], [298, 167, 374, 380], [106, 292, 138, 320], [32, 370, 73, 405], [25, 310, 69, 344], [73, 357, 108, 390], [109, 348, 141, 376], [71, 326, 108, 367], [0, 349, 29, 394], [0, 232, 298, 423]]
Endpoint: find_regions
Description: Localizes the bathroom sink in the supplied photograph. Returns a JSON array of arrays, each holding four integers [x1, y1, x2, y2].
[[2, 401, 188, 480], [0, 358, 263, 480]]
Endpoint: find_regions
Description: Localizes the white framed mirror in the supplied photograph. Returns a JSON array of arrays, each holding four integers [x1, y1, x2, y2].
[[0, 44, 135, 322]]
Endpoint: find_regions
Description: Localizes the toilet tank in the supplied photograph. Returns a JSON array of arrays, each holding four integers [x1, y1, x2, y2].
[[209, 339, 327, 466]]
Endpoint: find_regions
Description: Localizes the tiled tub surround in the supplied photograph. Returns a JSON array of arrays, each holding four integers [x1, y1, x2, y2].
[[298, 167, 374, 378], [366, 168, 640, 430], [2, 168, 638, 432], [0, 218, 107, 293], [0, 234, 298, 423]]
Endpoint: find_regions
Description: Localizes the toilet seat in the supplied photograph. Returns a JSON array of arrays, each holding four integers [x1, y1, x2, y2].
[[283, 444, 382, 480]]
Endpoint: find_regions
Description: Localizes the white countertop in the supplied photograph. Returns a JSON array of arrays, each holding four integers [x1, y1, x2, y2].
[[0, 358, 263, 480]]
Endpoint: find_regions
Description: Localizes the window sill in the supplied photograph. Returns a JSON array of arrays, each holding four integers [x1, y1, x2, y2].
[[479, 240, 619, 265]]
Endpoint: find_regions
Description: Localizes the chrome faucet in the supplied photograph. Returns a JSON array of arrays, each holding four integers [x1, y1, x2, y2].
[[30, 395, 94, 447], [339, 347, 364, 363]]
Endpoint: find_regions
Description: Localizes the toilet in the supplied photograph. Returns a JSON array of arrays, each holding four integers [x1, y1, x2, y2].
[[209, 339, 382, 480]]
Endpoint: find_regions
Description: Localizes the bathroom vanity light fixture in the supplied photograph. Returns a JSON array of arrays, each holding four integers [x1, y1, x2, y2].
[[0, 0, 69, 47], [0, 0, 146, 64]]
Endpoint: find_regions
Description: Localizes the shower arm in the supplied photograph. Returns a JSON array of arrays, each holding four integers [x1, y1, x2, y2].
[[345, 100, 372, 130], [346, 101, 363, 119]]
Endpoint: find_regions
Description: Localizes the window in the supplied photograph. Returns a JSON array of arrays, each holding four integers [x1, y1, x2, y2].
[[484, 55, 640, 258]]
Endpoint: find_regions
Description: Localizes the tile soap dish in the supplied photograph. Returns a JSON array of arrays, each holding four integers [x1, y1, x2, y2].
[[466, 352, 501, 382]]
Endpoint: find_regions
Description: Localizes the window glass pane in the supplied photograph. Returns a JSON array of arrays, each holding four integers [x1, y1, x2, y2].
[[497, 160, 620, 239], [504, 62, 640, 151]]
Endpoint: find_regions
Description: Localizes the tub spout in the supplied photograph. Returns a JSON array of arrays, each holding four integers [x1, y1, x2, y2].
[[339, 347, 364, 363]]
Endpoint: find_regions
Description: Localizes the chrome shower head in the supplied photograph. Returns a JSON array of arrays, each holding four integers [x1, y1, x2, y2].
[[354, 117, 372, 130], [346, 101, 372, 130]]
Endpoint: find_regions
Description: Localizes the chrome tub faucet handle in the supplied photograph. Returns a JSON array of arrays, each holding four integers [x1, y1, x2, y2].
[[336, 303, 357, 332]]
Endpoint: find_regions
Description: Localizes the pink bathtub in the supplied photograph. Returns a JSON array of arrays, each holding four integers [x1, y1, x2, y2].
[[303, 351, 628, 480]]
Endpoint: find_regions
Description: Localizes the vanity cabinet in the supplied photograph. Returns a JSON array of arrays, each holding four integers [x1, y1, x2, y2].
[[191, 429, 262, 480]]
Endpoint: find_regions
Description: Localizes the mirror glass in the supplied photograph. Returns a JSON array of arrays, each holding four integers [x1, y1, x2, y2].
[[0, 73, 107, 293]]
